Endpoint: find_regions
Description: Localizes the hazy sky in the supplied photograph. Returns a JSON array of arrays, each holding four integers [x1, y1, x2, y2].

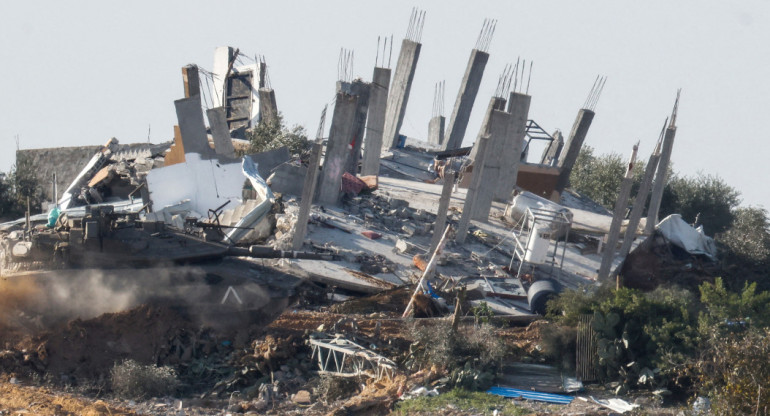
[[2, 1, 768, 209]]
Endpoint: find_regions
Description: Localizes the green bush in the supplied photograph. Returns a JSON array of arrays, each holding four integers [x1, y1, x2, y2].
[[699, 277, 770, 330], [568, 146, 645, 210], [659, 173, 740, 235], [547, 285, 700, 391], [0, 153, 45, 220], [717, 206, 770, 266], [111, 359, 179, 399], [569, 148, 742, 236], [247, 114, 310, 156]]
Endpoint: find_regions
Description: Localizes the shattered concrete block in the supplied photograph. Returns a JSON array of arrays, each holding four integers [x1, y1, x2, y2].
[[387, 197, 409, 209], [394, 238, 416, 254], [412, 208, 429, 222], [397, 207, 411, 219], [401, 225, 416, 237], [292, 390, 312, 406]]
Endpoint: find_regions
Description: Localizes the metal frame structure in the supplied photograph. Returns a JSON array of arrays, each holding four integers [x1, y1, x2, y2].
[[509, 207, 571, 280], [309, 336, 397, 380], [522, 119, 555, 160]]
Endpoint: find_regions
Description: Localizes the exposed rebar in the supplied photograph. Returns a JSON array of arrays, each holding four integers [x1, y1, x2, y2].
[[670, 89, 681, 128], [316, 104, 328, 140], [474, 18, 497, 52], [583, 75, 607, 111], [405, 8, 426, 43], [525, 61, 533, 95], [337, 48, 354, 82]]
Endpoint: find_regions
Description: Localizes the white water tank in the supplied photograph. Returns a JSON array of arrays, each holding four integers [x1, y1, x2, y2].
[[505, 191, 573, 238], [524, 226, 550, 264]]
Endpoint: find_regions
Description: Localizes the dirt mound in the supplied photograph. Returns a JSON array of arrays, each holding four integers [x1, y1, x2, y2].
[[16, 304, 201, 380]]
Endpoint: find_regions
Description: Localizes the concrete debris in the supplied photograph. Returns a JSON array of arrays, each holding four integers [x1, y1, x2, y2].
[[589, 396, 640, 413]]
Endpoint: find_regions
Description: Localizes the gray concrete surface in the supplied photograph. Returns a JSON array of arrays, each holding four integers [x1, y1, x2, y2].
[[443, 49, 489, 151], [361, 67, 391, 176], [383, 39, 421, 149]]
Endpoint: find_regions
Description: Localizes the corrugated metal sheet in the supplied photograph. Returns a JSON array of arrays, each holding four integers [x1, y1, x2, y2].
[[487, 386, 573, 405], [576, 313, 598, 381]]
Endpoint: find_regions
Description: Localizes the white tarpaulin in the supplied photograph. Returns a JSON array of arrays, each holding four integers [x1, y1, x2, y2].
[[656, 214, 718, 260]]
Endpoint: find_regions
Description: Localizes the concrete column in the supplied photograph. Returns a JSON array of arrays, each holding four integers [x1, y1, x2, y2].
[[182, 65, 200, 99], [456, 134, 490, 243], [555, 109, 595, 193], [442, 50, 489, 151], [174, 97, 214, 158], [293, 140, 323, 250], [472, 110, 512, 221], [495, 92, 531, 201], [645, 126, 677, 233], [540, 130, 564, 166], [610, 145, 662, 280], [316, 92, 358, 205], [344, 80, 371, 175], [212, 46, 234, 108], [206, 107, 237, 159], [258, 88, 278, 125], [428, 116, 445, 146], [361, 67, 392, 176], [597, 145, 638, 281], [429, 170, 457, 254], [383, 39, 421, 148], [468, 97, 506, 160]]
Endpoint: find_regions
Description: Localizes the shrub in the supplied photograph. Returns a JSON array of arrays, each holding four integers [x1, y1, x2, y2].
[[540, 325, 577, 371], [659, 173, 741, 235], [700, 328, 770, 415], [717, 206, 770, 266], [247, 114, 310, 156], [457, 324, 506, 368], [405, 320, 453, 371], [699, 277, 770, 330], [111, 359, 179, 399], [404, 321, 505, 391]]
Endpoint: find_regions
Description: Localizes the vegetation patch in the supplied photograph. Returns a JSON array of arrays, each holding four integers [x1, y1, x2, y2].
[[111, 359, 179, 399]]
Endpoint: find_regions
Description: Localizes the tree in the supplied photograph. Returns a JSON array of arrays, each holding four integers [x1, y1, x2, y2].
[[568, 146, 645, 210], [659, 173, 740, 235], [0, 153, 45, 221], [0, 172, 17, 220], [247, 113, 310, 156], [717, 206, 770, 266]]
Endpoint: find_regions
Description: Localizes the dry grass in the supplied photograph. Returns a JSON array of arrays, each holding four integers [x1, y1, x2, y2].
[[0, 382, 136, 415]]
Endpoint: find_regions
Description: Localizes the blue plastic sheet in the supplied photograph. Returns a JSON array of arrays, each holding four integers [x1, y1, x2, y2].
[[487, 386, 573, 405]]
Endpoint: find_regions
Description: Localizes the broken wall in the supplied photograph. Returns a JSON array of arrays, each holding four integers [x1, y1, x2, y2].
[[145, 153, 245, 216]]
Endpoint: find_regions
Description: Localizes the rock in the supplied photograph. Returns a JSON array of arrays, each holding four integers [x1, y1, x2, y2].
[[387, 197, 409, 209], [395, 239, 415, 254], [292, 389, 312, 405], [361, 230, 382, 240], [401, 225, 416, 237]]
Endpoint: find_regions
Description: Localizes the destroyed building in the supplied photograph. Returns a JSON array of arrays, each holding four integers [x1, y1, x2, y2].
[[0, 18, 711, 413]]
